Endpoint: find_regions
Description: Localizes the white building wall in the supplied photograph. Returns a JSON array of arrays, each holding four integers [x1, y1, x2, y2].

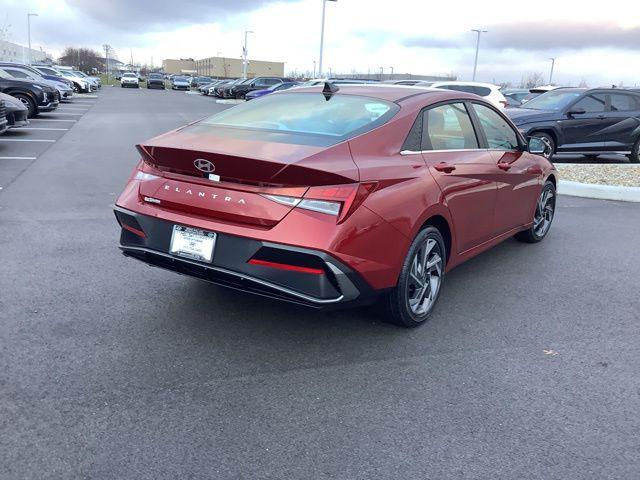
[[0, 40, 49, 63]]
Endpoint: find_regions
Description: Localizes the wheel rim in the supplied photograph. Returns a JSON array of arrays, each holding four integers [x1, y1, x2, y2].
[[534, 187, 555, 237], [538, 136, 553, 159], [406, 238, 443, 316]]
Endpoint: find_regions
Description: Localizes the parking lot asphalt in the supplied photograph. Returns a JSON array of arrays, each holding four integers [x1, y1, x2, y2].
[[1, 87, 640, 479]]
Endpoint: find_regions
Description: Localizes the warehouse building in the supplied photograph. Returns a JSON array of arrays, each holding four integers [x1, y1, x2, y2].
[[162, 58, 196, 74], [195, 56, 284, 78], [0, 40, 49, 63]]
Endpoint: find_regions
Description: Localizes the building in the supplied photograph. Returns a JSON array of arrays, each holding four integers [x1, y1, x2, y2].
[[194, 56, 285, 78], [162, 58, 196, 75], [0, 40, 49, 64]]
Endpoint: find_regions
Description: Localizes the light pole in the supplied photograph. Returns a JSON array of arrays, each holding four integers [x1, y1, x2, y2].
[[318, 0, 337, 78], [549, 57, 556, 84], [27, 13, 38, 65], [471, 28, 487, 81], [242, 30, 253, 79], [313, 60, 317, 78]]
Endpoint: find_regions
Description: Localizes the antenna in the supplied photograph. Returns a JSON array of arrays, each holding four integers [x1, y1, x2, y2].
[[322, 81, 339, 100]]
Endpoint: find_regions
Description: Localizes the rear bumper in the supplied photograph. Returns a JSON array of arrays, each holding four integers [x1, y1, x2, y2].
[[115, 207, 375, 308]]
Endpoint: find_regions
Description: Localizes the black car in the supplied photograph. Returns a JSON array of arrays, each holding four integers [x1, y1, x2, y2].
[[220, 78, 249, 98], [506, 88, 640, 162], [192, 76, 213, 88], [147, 73, 165, 89], [0, 92, 29, 128], [0, 74, 58, 118], [0, 100, 8, 135], [229, 77, 291, 99]]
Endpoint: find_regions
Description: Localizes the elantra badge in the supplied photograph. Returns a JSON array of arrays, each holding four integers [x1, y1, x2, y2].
[[194, 159, 215, 173]]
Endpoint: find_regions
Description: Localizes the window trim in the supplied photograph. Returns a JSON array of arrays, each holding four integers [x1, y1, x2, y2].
[[468, 100, 525, 152]]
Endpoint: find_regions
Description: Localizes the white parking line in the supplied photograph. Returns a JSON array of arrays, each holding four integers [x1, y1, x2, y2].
[[20, 127, 70, 131], [29, 118, 77, 122], [57, 107, 89, 110], [0, 138, 56, 142], [41, 112, 83, 116], [0, 156, 38, 160]]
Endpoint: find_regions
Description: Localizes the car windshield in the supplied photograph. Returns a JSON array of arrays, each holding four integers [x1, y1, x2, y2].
[[149, 74, 162, 78], [522, 90, 585, 111], [123, 73, 137, 78], [173, 76, 187, 81], [202, 92, 398, 137]]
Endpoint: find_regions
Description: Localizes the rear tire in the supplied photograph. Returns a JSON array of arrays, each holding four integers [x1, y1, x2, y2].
[[515, 180, 556, 243], [531, 132, 555, 160], [628, 139, 640, 164], [14, 94, 36, 118], [386, 226, 446, 328]]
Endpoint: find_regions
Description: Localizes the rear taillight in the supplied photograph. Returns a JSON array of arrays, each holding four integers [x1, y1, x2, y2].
[[260, 182, 377, 223]]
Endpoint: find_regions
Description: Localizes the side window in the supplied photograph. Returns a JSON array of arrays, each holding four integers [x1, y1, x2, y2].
[[423, 103, 479, 151], [573, 94, 606, 113], [610, 94, 640, 112], [265, 79, 280, 86], [5, 69, 31, 79], [473, 103, 519, 150], [401, 111, 423, 152]]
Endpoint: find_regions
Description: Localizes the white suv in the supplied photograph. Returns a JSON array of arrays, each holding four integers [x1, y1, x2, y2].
[[121, 72, 139, 89], [425, 81, 508, 109]]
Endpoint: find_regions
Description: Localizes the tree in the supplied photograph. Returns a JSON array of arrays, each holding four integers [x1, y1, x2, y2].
[[58, 47, 102, 72], [520, 72, 545, 89]]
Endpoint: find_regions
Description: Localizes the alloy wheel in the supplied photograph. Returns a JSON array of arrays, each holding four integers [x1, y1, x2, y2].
[[534, 187, 555, 237], [406, 238, 443, 316]]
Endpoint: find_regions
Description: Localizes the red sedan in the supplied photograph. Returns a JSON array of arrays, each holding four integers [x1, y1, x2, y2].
[[114, 84, 557, 327]]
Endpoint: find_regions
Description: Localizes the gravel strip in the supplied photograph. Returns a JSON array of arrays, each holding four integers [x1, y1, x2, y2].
[[555, 164, 640, 187]]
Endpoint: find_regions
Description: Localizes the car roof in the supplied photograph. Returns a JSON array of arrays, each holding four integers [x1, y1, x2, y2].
[[281, 84, 481, 103]]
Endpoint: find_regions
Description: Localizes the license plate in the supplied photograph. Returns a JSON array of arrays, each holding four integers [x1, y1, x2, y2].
[[169, 225, 216, 263]]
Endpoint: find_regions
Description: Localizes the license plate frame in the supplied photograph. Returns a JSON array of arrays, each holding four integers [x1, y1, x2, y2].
[[169, 225, 217, 263]]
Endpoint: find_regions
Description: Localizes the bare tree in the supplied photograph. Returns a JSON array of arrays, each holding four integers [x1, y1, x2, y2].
[[58, 47, 102, 72], [520, 72, 545, 89]]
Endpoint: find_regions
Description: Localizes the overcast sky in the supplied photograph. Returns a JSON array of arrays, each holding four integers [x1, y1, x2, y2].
[[3, 0, 640, 86]]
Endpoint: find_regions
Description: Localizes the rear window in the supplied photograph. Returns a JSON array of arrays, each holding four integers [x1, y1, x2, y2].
[[202, 92, 399, 138], [443, 85, 491, 97]]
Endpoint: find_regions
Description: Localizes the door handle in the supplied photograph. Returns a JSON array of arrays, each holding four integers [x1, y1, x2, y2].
[[526, 166, 543, 175], [433, 162, 456, 173], [497, 162, 511, 171]]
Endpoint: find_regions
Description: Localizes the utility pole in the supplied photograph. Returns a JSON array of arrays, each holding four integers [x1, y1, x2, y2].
[[549, 57, 556, 84], [471, 28, 487, 81], [312, 60, 316, 78], [242, 30, 253, 79], [318, 0, 337, 78], [103, 44, 110, 85], [389, 66, 394, 80], [27, 13, 38, 65]]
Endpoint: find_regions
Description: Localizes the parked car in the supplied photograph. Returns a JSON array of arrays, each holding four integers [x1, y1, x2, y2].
[[0, 62, 73, 101], [505, 87, 640, 162], [229, 77, 293, 99], [427, 81, 509, 109], [300, 78, 379, 87], [32, 65, 77, 92], [71, 70, 101, 89], [245, 81, 300, 100], [0, 100, 8, 135], [114, 84, 556, 327], [0, 71, 59, 117], [171, 76, 191, 90], [65, 70, 97, 91], [121, 72, 140, 88], [192, 76, 214, 89], [200, 80, 223, 95], [212, 79, 238, 97], [520, 85, 560, 104], [53, 69, 91, 93], [0, 92, 29, 128], [502, 89, 530, 107], [146, 73, 166, 89], [222, 78, 253, 98], [383, 79, 437, 86]]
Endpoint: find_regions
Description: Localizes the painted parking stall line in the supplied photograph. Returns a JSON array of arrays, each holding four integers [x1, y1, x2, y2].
[[0, 156, 38, 160], [19, 127, 70, 132], [0, 138, 56, 143]]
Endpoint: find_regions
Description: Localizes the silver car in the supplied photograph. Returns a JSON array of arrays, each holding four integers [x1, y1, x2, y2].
[[0, 63, 73, 100]]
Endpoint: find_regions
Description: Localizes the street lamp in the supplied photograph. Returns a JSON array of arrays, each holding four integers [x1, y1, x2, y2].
[[313, 60, 317, 78], [318, 0, 337, 78], [242, 30, 253, 79], [549, 57, 556, 84], [27, 13, 38, 65], [471, 28, 487, 81]]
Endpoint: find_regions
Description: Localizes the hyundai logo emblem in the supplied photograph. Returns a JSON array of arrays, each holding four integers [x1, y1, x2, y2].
[[194, 159, 216, 173]]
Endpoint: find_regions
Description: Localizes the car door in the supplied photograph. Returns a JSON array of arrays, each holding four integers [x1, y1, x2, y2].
[[604, 93, 640, 152], [557, 93, 610, 153], [471, 102, 543, 234], [419, 102, 498, 253]]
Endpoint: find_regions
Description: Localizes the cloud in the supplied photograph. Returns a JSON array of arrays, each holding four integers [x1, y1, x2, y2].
[[66, 0, 297, 30], [402, 21, 640, 52]]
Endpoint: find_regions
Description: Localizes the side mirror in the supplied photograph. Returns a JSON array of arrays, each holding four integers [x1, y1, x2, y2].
[[528, 137, 551, 156], [566, 107, 586, 117]]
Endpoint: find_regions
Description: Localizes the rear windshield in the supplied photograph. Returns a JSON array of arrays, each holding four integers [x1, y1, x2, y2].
[[201, 92, 398, 138], [149, 74, 163, 78]]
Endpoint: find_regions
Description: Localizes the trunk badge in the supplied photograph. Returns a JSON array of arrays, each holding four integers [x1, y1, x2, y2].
[[194, 159, 215, 173]]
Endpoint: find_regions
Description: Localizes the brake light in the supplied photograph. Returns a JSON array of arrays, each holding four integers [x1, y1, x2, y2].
[[248, 258, 325, 275], [260, 182, 377, 223]]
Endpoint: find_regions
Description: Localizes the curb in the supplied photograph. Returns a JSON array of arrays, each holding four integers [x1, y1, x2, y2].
[[559, 180, 640, 203]]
